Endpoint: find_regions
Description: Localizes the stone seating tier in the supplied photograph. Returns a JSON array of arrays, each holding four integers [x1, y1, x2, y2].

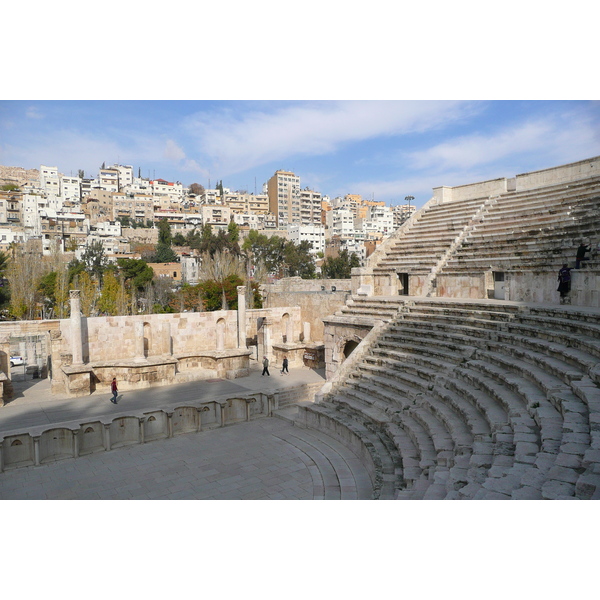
[[309, 299, 600, 499]]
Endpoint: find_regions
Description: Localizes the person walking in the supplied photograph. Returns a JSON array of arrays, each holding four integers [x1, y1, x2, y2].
[[261, 356, 270, 377], [557, 264, 572, 303], [111, 377, 119, 403], [281, 356, 289, 375]]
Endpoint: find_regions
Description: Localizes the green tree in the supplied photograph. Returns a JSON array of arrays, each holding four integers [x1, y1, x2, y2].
[[321, 249, 360, 279], [116, 258, 154, 291], [153, 218, 178, 262], [81, 240, 108, 283]]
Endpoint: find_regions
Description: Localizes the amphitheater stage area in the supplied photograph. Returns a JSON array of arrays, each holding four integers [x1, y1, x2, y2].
[[0, 364, 375, 500]]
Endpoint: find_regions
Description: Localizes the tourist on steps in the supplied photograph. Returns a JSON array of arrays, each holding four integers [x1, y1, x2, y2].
[[575, 241, 591, 269], [557, 264, 572, 303], [262, 356, 270, 377]]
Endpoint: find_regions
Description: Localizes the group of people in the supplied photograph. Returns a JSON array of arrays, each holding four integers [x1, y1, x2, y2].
[[261, 355, 289, 376], [557, 241, 596, 303]]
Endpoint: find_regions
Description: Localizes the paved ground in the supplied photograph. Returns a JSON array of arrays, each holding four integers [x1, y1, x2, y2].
[[0, 365, 374, 500]]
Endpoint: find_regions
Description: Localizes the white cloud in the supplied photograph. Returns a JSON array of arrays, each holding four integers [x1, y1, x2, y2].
[[405, 109, 600, 173], [183, 101, 477, 176], [163, 139, 186, 162]]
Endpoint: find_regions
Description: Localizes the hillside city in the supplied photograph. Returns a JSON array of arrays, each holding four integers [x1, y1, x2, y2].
[[0, 163, 416, 319], [0, 163, 416, 273]]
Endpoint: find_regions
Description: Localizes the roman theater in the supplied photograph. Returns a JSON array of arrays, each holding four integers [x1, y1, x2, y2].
[[1, 156, 599, 500]]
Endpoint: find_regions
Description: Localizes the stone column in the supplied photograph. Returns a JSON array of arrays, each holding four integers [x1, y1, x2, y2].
[[219, 403, 226, 427], [33, 435, 41, 466], [303, 322, 311, 343], [237, 286, 247, 349], [245, 397, 256, 422], [70, 290, 83, 365], [139, 417, 146, 444], [133, 320, 146, 362], [72, 428, 80, 458], [166, 412, 174, 438], [103, 423, 111, 451], [258, 317, 272, 360]]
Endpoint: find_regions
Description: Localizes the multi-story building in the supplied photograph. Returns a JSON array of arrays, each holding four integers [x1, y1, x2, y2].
[[151, 179, 184, 205], [61, 175, 81, 204], [40, 213, 88, 254], [0, 190, 23, 226], [199, 205, 231, 230], [98, 167, 120, 192], [392, 203, 417, 228], [299, 188, 322, 226], [355, 204, 394, 237], [112, 193, 154, 224], [40, 165, 60, 196], [223, 192, 269, 216], [267, 170, 301, 228], [288, 224, 326, 255]]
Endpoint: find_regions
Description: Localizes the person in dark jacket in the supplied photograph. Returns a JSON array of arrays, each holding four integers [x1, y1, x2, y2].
[[575, 242, 591, 269], [280, 356, 289, 375], [557, 264, 572, 303]]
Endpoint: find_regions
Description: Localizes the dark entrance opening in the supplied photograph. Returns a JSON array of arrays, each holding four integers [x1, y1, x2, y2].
[[398, 273, 409, 295], [343, 340, 359, 359]]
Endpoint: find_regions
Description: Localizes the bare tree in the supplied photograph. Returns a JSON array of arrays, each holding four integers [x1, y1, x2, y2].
[[198, 249, 245, 309]]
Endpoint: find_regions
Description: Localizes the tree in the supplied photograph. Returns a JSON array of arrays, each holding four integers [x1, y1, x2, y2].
[[6, 241, 49, 319], [172, 232, 186, 246], [78, 169, 84, 179], [81, 240, 108, 283], [116, 258, 154, 291], [153, 218, 178, 262], [1, 184, 20, 191], [198, 249, 245, 310], [321, 249, 361, 279], [189, 183, 205, 196]]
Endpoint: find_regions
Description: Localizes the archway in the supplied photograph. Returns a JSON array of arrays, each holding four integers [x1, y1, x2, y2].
[[216, 318, 226, 351]]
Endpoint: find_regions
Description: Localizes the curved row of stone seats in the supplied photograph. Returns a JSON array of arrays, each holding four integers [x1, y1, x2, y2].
[[371, 197, 488, 274], [329, 296, 406, 326], [441, 181, 600, 274], [0, 393, 267, 472], [393, 301, 600, 498], [310, 299, 600, 499]]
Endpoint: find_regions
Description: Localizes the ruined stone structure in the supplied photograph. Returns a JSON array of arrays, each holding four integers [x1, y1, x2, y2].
[[297, 157, 600, 499]]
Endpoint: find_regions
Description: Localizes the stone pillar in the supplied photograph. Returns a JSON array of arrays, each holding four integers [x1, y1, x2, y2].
[[139, 417, 146, 444], [163, 322, 172, 356], [70, 290, 83, 365], [72, 428, 80, 458], [245, 397, 256, 422], [237, 286, 247, 349], [167, 412, 174, 438], [197, 406, 209, 432], [133, 320, 146, 362], [258, 317, 272, 360], [219, 403, 226, 427], [303, 322, 311, 343], [103, 423, 111, 451], [286, 317, 294, 344], [33, 436, 41, 466]]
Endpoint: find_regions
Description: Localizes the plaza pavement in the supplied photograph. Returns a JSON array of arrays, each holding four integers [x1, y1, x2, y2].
[[0, 365, 374, 500]]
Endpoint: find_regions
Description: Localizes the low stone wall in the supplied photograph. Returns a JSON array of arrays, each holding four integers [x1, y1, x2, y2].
[[0, 382, 323, 472], [507, 269, 600, 307], [436, 273, 491, 299]]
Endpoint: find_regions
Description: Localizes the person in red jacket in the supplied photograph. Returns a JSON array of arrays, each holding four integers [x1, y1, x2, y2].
[[111, 377, 118, 403]]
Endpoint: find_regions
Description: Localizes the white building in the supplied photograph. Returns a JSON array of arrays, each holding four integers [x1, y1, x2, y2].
[[61, 175, 81, 204], [98, 167, 119, 193], [326, 207, 358, 240], [40, 165, 60, 196], [151, 179, 184, 204], [288, 224, 326, 255]]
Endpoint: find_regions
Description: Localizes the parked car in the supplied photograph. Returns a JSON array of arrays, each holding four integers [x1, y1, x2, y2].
[[10, 356, 24, 367]]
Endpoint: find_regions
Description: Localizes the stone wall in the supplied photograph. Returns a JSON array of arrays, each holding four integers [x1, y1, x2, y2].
[[263, 287, 350, 342], [515, 156, 600, 191], [507, 269, 600, 306]]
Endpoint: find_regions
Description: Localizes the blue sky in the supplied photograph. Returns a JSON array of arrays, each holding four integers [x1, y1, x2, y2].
[[1, 100, 598, 208]]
